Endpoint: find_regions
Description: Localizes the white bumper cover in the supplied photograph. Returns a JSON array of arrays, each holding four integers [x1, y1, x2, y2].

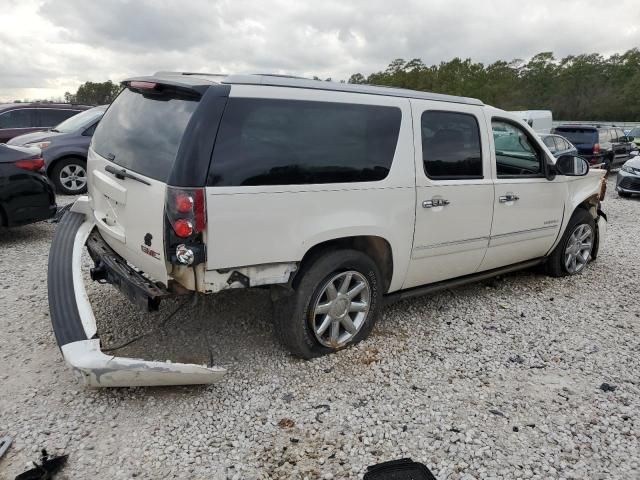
[[48, 197, 226, 387]]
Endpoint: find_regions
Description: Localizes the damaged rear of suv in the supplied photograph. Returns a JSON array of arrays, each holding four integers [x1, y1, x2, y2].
[[48, 76, 232, 386]]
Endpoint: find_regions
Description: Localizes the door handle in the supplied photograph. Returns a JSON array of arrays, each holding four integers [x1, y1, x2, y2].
[[422, 198, 450, 208], [498, 194, 520, 203]]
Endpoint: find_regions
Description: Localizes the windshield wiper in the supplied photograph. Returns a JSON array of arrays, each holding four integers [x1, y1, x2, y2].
[[50, 128, 60, 133], [105, 165, 151, 185]]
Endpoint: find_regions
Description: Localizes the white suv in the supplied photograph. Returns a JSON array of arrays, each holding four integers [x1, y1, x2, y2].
[[48, 73, 607, 387]]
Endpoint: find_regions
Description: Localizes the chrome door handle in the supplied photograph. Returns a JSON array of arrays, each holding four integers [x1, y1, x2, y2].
[[499, 194, 520, 203], [423, 198, 450, 208]]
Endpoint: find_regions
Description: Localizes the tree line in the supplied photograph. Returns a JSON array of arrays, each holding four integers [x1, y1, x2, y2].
[[349, 49, 640, 121]]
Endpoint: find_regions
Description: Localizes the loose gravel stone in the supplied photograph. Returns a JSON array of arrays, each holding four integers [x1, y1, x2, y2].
[[0, 182, 639, 479]]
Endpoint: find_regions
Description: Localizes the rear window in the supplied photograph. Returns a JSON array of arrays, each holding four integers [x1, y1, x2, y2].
[[208, 98, 401, 186], [554, 128, 597, 144], [92, 88, 199, 181]]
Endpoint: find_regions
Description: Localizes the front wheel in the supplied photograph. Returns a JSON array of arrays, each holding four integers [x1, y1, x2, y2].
[[274, 249, 383, 359], [546, 209, 596, 277], [51, 158, 88, 195], [618, 191, 632, 198]]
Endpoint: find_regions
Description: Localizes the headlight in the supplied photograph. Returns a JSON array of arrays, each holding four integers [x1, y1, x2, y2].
[[621, 164, 638, 174], [25, 141, 51, 150]]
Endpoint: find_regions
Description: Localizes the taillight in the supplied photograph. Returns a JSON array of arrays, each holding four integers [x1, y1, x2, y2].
[[173, 219, 193, 238], [593, 144, 601, 154], [165, 186, 206, 237], [15, 158, 45, 172]]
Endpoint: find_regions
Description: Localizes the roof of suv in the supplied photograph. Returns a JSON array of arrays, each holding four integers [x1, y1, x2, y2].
[[149, 72, 485, 106], [0, 103, 92, 112]]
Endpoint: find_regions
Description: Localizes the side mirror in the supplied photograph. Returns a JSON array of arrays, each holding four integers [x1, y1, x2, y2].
[[556, 155, 589, 176]]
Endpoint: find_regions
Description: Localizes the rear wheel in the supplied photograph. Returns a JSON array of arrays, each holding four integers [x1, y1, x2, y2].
[[51, 158, 88, 195], [546, 209, 596, 277], [274, 249, 383, 359]]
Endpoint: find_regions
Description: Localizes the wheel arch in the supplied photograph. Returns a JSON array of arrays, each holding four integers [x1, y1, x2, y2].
[[295, 235, 394, 293]]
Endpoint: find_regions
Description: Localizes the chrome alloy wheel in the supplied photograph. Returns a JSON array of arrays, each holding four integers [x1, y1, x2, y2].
[[311, 271, 371, 348], [59, 164, 87, 192], [564, 224, 594, 274]]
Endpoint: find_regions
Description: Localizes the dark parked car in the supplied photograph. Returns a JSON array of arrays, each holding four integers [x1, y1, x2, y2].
[[540, 134, 578, 158], [616, 155, 640, 197], [0, 103, 91, 143], [0, 144, 56, 227], [552, 125, 634, 169], [8, 106, 107, 195]]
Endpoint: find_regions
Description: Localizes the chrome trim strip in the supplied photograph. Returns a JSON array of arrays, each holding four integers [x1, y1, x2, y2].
[[490, 225, 558, 240], [414, 236, 490, 251], [414, 225, 559, 251]]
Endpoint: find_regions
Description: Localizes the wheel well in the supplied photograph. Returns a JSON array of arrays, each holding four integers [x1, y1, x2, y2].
[[297, 236, 394, 293], [575, 194, 599, 219], [46, 155, 87, 175]]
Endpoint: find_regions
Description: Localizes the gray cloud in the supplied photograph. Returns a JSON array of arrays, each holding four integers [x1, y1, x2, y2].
[[1, 0, 639, 101]]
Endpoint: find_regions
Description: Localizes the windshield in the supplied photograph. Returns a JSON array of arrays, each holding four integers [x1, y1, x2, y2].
[[554, 128, 597, 144], [629, 127, 640, 137], [54, 107, 105, 133]]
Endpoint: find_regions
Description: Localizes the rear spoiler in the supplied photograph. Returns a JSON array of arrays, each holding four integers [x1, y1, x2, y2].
[[122, 76, 213, 97]]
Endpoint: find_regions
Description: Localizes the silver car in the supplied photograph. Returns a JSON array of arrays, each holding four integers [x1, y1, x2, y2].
[[540, 134, 578, 158]]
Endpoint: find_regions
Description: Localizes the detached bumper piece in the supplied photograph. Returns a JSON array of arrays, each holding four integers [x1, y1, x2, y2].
[[47, 198, 226, 387]]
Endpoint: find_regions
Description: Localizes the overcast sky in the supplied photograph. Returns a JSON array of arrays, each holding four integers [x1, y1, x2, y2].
[[1, 0, 639, 102]]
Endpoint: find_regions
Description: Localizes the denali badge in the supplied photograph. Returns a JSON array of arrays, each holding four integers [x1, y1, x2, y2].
[[141, 245, 161, 260]]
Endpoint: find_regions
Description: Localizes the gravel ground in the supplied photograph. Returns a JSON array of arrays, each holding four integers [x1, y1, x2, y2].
[[0, 179, 638, 480]]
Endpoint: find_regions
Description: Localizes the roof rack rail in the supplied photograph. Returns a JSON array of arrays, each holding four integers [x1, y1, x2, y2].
[[153, 71, 228, 77]]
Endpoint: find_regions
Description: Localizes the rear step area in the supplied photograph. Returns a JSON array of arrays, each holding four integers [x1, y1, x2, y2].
[[47, 197, 226, 387]]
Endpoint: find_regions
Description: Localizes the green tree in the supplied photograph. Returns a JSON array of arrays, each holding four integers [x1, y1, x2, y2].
[[350, 50, 640, 121], [73, 80, 121, 105]]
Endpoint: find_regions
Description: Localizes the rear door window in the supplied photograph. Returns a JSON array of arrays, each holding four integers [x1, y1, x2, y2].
[[37, 109, 78, 127], [208, 98, 401, 186], [599, 129, 611, 143], [92, 88, 199, 181], [0, 109, 35, 129], [421, 111, 482, 179]]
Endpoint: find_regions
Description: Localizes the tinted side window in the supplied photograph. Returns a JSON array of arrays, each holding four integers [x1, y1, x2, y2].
[[616, 129, 625, 141], [0, 109, 34, 128], [38, 109, 78, 127], [492, 120, 543, 177], [420, 111, 482, 179], [208, 99, 401, 186]]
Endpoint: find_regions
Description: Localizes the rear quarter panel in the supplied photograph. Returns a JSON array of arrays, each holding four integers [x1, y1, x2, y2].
[[205, 85, 416, 292]]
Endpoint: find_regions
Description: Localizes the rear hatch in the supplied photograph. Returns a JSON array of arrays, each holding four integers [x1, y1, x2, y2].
[[554, 128, 598, 156], [88, 83, 202, 285]]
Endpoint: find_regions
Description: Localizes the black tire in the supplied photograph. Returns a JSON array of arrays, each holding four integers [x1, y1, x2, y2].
[[546, 208, 596, 278], [618, 191, 632, 198], [274, 249, 383, 359], [50, 157, 88, 195], [605, 154, 616, 171]]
